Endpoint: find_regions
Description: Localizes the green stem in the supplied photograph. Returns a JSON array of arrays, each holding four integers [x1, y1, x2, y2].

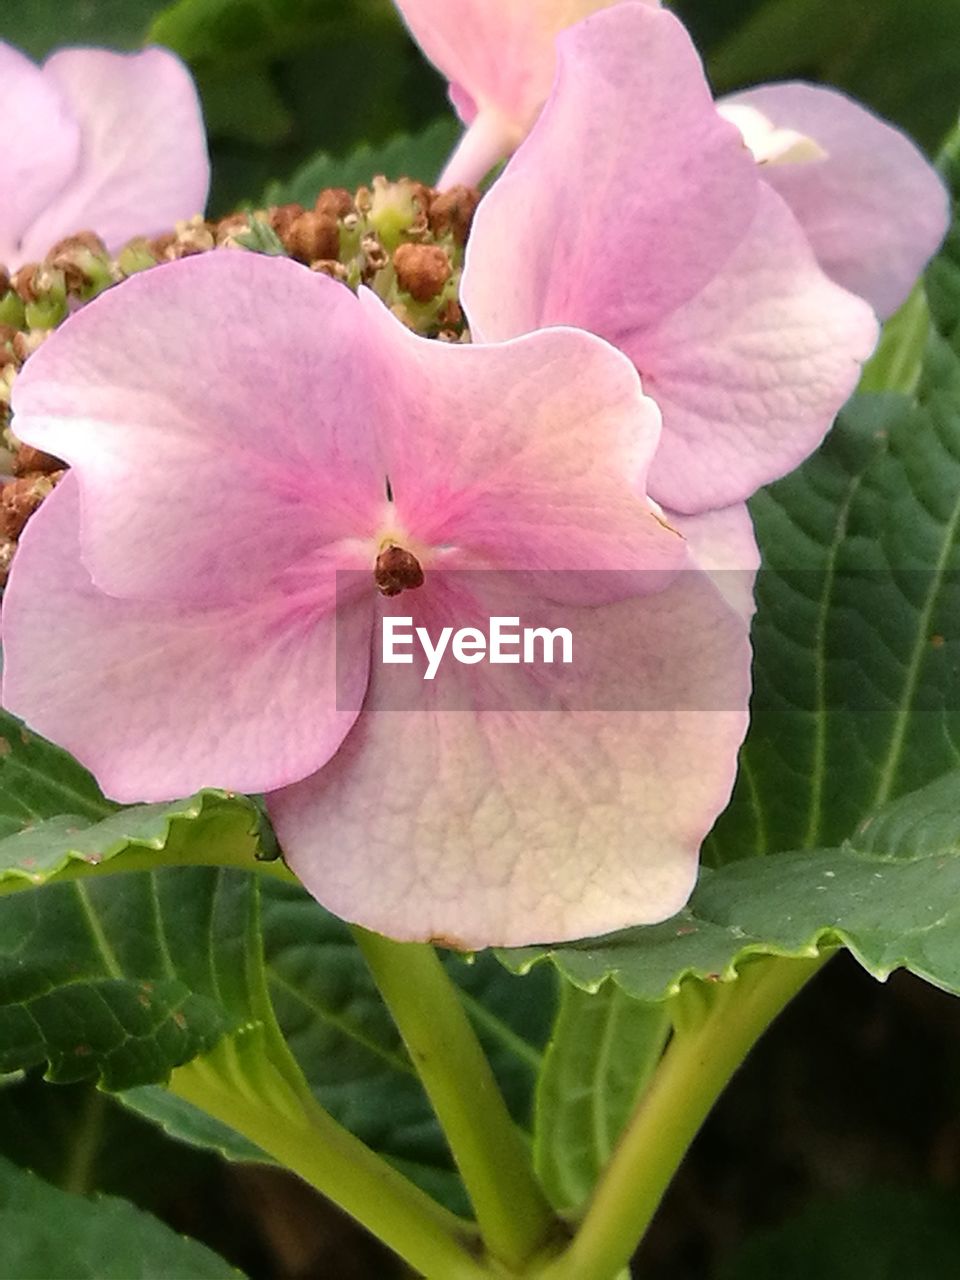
[[168, 1043, 490, 1280], [536, 953, 829, 1280], [352, 927, 560, 1271]]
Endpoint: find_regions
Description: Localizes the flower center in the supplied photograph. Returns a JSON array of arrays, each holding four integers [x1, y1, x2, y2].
[[375, 544, 425, 597]]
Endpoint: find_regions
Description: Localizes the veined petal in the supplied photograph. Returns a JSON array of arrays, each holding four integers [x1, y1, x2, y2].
[[462, 3, 757, 340], [18, 47, 209, 264], [1, 475, 371, 803], [11, 254, 389, 605], [359, 291, 683, 591], [271, 562, 750, 947], [720, 83, 950, 318], [635, 186, 878, 512], [0, 42, 80, 267]]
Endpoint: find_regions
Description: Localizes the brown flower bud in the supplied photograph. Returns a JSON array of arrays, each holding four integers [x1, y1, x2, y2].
[[12, 264, 40, 303], [285, 211, 340, 264], [310, 260, 349, 282], [429, 186, 480, 245], [375, 544, 424, 597], [0, 472, 62, 539], [393, 243, 452, 303], [12, 444, 64, 477], [268, 203, 304, 239], [315, 188, 355, 219]]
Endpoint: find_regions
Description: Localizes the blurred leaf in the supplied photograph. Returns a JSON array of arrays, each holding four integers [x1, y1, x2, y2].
[[0, 1153, 241, 1278], [149, 0, 393, 64], [0, 1074, 220, 1206], [0, 1, 158, 55], [534, 984, 669, 1210], [195, 62, 293, 145], [265, 116, 459, 206], [718, 1186, 960, 1280], [708, 0, 960, 151]]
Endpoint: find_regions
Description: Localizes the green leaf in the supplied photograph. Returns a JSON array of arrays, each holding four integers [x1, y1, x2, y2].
[[264, 117, 460, 207], [534, 984, 669, 1211], [0, 1153, 241, 1278], [0, 870, 271, 1088], [116, 1086, 267, 1163], [501, 772, 960, 1000], [708, 127, 960, 864], [718, 1186, 960, 1280], [0, 710, 113, 839]]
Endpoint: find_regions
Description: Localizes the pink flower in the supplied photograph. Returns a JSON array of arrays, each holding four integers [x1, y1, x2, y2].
[[717, 85, 950, 319], [0, 43, 209, 269], [1, 252, 753, 948], [391, 0, 660, 187], [395, 0, 947, 320], [460, 4, 879, 515]]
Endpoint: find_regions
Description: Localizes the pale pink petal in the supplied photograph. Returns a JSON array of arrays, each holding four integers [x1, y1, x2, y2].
[[271, 563, 750, 947], [0, 43, 80, 267], [637, 186, 878, 512], [720, 83, 950, 318], [394, 0, 658, 168], [668, 503, 759, 619], [358, 291, 684, 594], [462, 5, 758, 344], [11, 254, 388, 605], [1, 475, 371, 803], [18, 47, 209, 263]]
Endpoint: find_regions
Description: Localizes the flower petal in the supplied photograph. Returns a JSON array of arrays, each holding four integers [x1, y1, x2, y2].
[[18, 47, 209, 263], [668, 503, 759, 619], [11, 254, 388, 605], [1, 475, 371, 803], [636, 186, 878, 511], [358, 291, 684, 593], [0, 42, 80, 267], [270, 563, 750, 948], [394, 0, 659, 160], [462, 3, 758, 341], [720, 83, 950, 318]]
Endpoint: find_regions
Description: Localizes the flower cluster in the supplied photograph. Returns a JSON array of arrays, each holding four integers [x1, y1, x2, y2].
[[0, 4, 948, 947]]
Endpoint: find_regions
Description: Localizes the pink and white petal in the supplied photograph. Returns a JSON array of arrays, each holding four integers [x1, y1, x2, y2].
[[0, 43, 80, 267], [1, 475, 372, 803], [635, 186, 878, 513], [721, 83, 950, 319], [462, 4, 757, 343], [12, 254, 388, 605], [395, 0, 653, 147], [360, 294, 683, 590], [667, 503, 759, 619], [18, 47, 209, 263], [271, 564, 750, 948]]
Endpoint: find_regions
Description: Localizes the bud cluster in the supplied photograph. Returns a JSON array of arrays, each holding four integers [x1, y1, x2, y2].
[[0, 177, 480, 583]]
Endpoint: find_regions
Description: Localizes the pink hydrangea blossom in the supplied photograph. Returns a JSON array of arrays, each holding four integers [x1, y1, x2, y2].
[[0, 43, 209, 269], [460, 4, 880, 515], [395, 0, 947, 320], [391, 0, 660, 187], [1, 252, 753, 947]]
